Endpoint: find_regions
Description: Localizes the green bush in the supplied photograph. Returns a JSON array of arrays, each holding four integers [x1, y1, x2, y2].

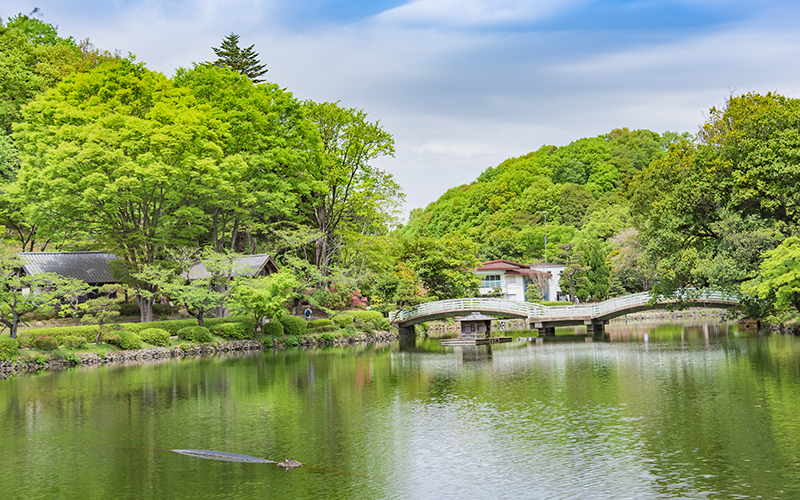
[[61, 335, 87, 349], [349, 310, 389, 330], [332, 314, 355, 328], [262, 337, 273, 348], [284, 335, 299, 347], [177, 326, 211, 343], [17, 325, 99, 347], [308, 324, 339, 334], [308, 318, 333, 329], [280, 315, 307, 336], [210, 322, 251, 340], [321, 332, 335, 341], [100, 330, 121, 345], [32, 336, 58, 351], [263, 321, 284, 336], [0, 335, 19, 361], [117, 331, 142, 350], [139, 328, 170, 347]]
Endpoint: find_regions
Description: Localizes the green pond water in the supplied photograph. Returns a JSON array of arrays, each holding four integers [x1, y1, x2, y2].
[[2, 320, 800, 499]]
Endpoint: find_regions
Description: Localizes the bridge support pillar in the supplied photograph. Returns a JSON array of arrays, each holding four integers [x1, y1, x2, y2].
[[537, 327, 555, 337], [398, 325, 416, 337], [586, 321, 609, 341]]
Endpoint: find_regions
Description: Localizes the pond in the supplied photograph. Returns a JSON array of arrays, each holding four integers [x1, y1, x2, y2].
[[2, 320, 800, 499]]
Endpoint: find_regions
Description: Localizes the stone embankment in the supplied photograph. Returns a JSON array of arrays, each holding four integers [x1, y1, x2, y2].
[[0, 332, 399, 379]]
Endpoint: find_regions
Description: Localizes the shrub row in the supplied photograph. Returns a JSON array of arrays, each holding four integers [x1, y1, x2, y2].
[[210, 322, 251, 340], [308, 319, 333, 329]]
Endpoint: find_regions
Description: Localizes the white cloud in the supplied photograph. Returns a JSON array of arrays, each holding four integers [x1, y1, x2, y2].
[[375, 0, 585, 27]]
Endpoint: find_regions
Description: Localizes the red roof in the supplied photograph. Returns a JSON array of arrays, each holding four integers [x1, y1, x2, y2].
[[475, 259, 551, 277]]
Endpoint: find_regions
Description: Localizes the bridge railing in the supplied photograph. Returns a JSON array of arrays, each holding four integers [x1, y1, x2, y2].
[[393, 290, 740, 324], [392, 298, 547, 323]]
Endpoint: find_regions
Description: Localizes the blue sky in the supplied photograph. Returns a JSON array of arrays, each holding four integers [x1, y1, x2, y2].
[[4, 1, 800, 218]]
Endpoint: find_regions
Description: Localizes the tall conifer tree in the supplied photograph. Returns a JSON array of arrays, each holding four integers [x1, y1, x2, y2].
[[212, 33, 267, 83]]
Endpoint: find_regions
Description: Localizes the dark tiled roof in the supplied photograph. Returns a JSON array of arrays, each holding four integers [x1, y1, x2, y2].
[[187, 254, 278, 280], [18, 251, 120, 284]]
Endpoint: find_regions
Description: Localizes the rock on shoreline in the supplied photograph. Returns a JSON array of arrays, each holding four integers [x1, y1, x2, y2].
[[0, 333, 399, 379]]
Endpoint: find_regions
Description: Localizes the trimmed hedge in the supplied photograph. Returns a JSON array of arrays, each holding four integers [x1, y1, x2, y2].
[[308, 324, 339, 334], [308, 319, 333, 329], [210, 322, 251, 340], [139, 328, 170, 347], [0, 335, 19, 360], [332, 314, 355, 328], [348, 310, 389, 330], [17, 325, 99, 348], [280, 315, 307, 337], [177, 326, 211, 343], [117, 331, 142, 350], [32, 336, 58, 351], [263, 321, 284, 336], [61, 335, 87, 349]]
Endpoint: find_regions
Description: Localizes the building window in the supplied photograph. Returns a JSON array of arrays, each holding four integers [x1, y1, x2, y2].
[[480, 274, 501, 288]]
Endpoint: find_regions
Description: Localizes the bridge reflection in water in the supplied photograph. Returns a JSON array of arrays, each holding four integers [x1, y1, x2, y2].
[[392, 291, 739, 339]]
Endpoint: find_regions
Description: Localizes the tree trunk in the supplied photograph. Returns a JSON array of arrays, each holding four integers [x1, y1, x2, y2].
[[137, 294, 153, 323]]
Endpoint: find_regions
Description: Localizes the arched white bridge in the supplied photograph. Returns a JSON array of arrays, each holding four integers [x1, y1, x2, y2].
[[392, 291, 739, 336]]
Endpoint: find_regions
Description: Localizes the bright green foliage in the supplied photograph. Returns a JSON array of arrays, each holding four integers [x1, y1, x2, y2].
[[177, 326, 211, 343], [210, 322, 250, 340], [32, 336, 57, 350], [0, 248, 90, 339], [173, 64, 316, 253], [61, 335, 87, 349], [212, 33, 267, 83], [228, 269, 298, 335], [748, 237, 800, 313], [0, 14, 80, 134], [398, 129, 668, 262], [12, 59, 232, 322], [398, 234, 480, 300], [134, 249, 246, 327], [304, 100, 400, 275], [115, 331, 142, 350], [16, 325, 98, 347], [262, 321, 283, 336], [79, 285, 123, 344], [348, 310, 389, 330], [279, 315, 307, 337], [308, 319, 333, 328], [139, 328, 170, 347], [332, 314, 355, 328], [0, 335, 18, 360]]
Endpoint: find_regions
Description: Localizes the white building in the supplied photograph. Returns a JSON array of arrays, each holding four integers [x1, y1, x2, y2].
[[528, 262, 569, 301], [474, 260, 553, 302]]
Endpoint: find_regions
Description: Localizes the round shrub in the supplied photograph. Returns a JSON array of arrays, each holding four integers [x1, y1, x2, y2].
[[61, 335, 87, 350], [263, 321, 284, 336], [0, 335, 19, 361], [177, 326, 211, 343], [33, 336, 58, 351], [117, 331, 142, 350], [280, 315, 307, 337], [211, 322, 250, 340], [100, 331, 121, 345], [308, 318, 334, 329], [139, 328, 170, 347], [332, 314, 355, 328]]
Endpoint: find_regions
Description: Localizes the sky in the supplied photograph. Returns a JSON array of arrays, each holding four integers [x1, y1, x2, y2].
[[4, 1, 800, 219]]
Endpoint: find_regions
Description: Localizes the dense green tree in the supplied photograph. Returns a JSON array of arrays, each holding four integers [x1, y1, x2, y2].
[[304, 101, 400, 276], [79, 284, 124, 343], [747, 237, 800, 314], [578, 237, 610, 301], [212, 33, 267, 83], [398, 234, 480, 301], [12, 59, 231, 322], [228, 269, 298, 336]]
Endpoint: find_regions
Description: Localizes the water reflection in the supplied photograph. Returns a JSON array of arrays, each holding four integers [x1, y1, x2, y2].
[[1, 320, 800, 499]]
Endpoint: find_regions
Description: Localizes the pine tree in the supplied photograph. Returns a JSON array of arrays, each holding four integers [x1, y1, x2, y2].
[[212, 33, 267, 83]]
